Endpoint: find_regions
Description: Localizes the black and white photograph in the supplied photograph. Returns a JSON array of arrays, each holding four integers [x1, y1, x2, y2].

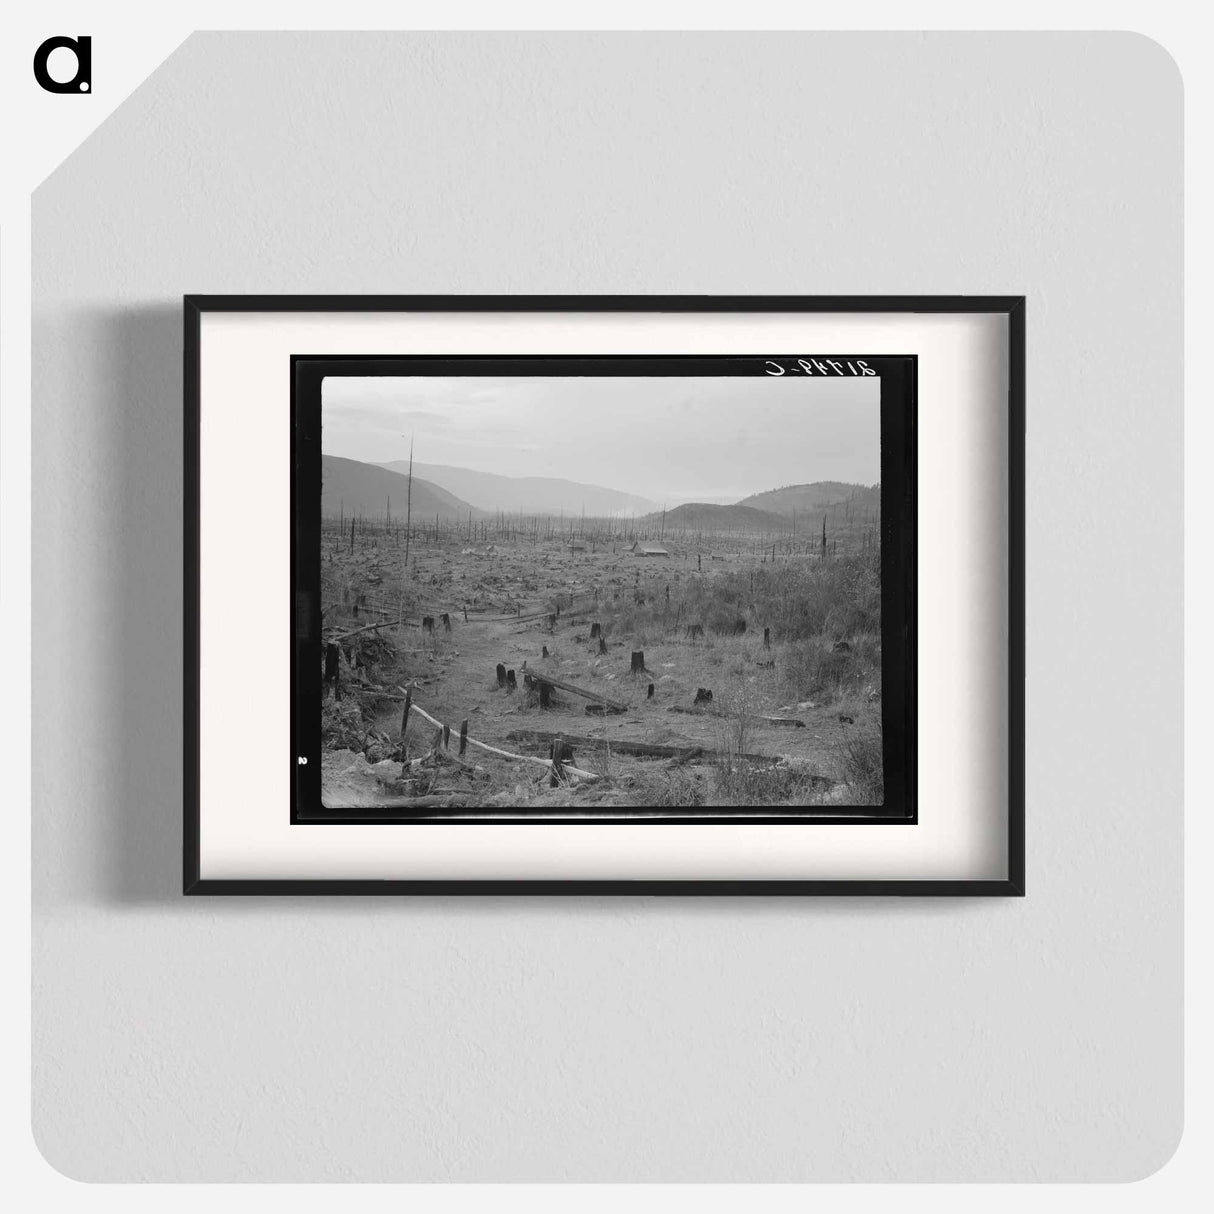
[[299, 356, 915, 819]]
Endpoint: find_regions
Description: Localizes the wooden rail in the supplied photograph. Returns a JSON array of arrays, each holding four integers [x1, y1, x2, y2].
[[400, 693, 599, 782]]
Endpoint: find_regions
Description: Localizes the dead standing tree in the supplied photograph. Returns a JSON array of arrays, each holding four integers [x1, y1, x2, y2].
[[397, 437, 414, 626]]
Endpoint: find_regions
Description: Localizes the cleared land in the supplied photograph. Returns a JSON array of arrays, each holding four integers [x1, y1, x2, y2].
[[319, 511, 882, 814]]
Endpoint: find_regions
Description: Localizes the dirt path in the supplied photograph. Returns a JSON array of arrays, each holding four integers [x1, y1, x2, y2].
[[366, 612, 850, 782]]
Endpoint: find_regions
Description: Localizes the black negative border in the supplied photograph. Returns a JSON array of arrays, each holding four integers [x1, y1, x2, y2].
[[290, 355, 914, 826], [183, 295, 1024, 896]]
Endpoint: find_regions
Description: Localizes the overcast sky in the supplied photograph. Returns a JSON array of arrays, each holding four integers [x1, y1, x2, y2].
[[323, 375, 880, 504]]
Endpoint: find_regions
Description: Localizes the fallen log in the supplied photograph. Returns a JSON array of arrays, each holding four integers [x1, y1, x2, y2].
[[522, 669, 628, 713], [471, 610, 553, 624], [341, 685, 414, 701], [328, 618, 408, 642], [667, 704, 806, 727], [505, 730, 788, 767], [367, 794, 482, 809]]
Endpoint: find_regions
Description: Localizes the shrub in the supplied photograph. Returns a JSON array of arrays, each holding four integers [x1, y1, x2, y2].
[[595, 547, 880, 648], [836, 718, 884, 804]]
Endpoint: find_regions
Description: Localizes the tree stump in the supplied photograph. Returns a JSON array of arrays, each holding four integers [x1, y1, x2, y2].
[[548, 613, 557, 631], [324, 643, 340, 688], [441, 612, 451, 632], [647, 683, 655, 700], [496, 663, 507, 688], [506, 669, 517, 691], [399, 688, 412, 738], [441, 723, 451, 750], [539, 682, 552, 710], [630, 651, 646, 676], [548, 737, 573, 786], [590, 622, 601, 639], [422, 616, 434, 634], [764, 627, 771, 648], [542, 645, 549, 659], [598, 636, 608, 656], [459, 719, 468, 756]]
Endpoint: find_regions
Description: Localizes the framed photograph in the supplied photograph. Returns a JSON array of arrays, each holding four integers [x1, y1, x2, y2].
[[185, 296, 1023, 894]]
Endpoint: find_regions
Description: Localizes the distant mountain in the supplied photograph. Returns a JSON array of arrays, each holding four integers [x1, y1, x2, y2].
[[322, 455, 480, 521], [737, 482, 880, 518], [377, 461, 659, 517], [641, 502, 792, 534]]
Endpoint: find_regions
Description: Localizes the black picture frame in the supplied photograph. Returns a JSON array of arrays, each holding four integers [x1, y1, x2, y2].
[[184, 295, 1025, 896], [292, 353, 915, 826]]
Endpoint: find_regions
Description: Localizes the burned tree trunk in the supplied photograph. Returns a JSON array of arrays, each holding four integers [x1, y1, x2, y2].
[[324, 643, 340, 690], [598, 636, 608, 656], [441, 612, 451, 632], [496, 663, 507, 688], [763, 627, 771, 648], [589, 622, 601, 639], [630, 651, 647, 676], [548, 737, 573, 786], [539, 682, 552, 710], [506, 669, 517, 691], [647, 682, 655, 700]]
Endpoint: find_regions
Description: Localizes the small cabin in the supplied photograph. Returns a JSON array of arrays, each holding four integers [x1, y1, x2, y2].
[[568, 542, 587, 553], [638, 546, 670, 557]]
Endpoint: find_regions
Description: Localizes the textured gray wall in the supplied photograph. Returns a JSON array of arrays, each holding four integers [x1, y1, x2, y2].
[[32, 33, 1182, 1181]]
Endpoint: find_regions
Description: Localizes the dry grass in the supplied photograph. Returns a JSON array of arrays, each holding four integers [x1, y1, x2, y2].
[[319, 529, 886, 811], [597, 547, 879, 644], [835, 717, 884, 804], [778, 630, 880, 705], [626, 765, 708, 807]]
